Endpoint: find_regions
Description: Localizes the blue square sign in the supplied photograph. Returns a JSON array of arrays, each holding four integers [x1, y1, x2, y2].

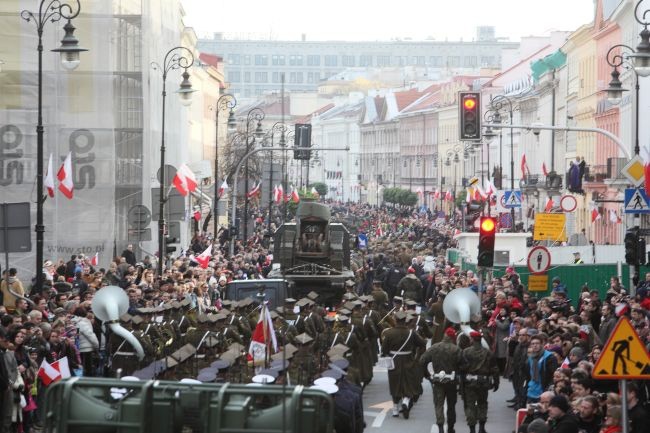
[[625, 188, 650, 214]]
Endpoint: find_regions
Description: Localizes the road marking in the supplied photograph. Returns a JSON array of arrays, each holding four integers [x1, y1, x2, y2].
[[369, 400, 394, 427]]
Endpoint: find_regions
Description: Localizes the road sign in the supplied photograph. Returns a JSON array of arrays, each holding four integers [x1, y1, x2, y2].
[[499, 212, 512, 229], [559, 195, 577, 213], [621, 155, 646, 187], [592, 316, 650, 379], [624, 188, 650, 214], [527, 246, 551, 274], [533, 213, 567, 242], [503, 190, 522, 208], [527, 274, 549, 292]]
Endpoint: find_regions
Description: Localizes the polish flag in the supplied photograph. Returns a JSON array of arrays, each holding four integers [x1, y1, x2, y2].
[[248, 304, 278, 364], [544, 197, 554, 212], [44, 154, 55, 198], [434, 189, 441, 200], [560, 357, 570, 369], [591, 207, 601, 223], [445, 190, 453, 201], [484, 179, 495, 196], [542, 162, 549, 177], [520, 154, 530, 180], [179, 164, 198, 193], [376, 226, 384, 237], [274, 184, 284, 203], [90, 252, 99, 267], [37, 357, 71, 386], [57, 152, 74, 199], [609, 209, 621, 224], [218, 179, 229, 198], [195, 244, 212, 269], [246, 181, 261, 199], [466, 188, 472, 203], [643, 146, 650, 194], [290, 185, 300, 203], [193, 209, 201, 221]]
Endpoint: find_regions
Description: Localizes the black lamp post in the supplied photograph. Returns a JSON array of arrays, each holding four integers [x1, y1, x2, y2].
[[265, 122, 288, 226], [21, 0, 86, 292], [212, 94, 237, 237], [152, 47, 195, 275], [490, 95, 516, 232], [242, 108, 265, 243]]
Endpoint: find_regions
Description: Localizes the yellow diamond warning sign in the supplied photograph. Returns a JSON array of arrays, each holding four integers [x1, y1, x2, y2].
[[592, 317, 650, 380]]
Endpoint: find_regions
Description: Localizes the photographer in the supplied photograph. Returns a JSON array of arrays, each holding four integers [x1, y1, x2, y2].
[[519, 391, 554, 433]]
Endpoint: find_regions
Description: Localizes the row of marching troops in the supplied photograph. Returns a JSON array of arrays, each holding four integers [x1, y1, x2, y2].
[[107, 280, 499, 433]]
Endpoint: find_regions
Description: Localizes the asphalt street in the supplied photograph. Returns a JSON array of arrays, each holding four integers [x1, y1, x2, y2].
[[362, 365, 518, 433]]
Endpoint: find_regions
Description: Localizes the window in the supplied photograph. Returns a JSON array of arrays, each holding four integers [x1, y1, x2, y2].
[[429, 56, 443, 67], [243, 55, 250, 65], [228, 54, 240, 65], [377, 56, 390, 67], [289, 55, 303, 66], [464, 56, 477, 67], [272, 54, 285, 66], [244, 72, 251, 83], [307, 55, 320, 66], [413, 56, 425, 66], [396, 56, 407, 66], [272, 72, 281, 83], [324, 55, 338, 66], [360, 55, 372, 66], [227, 71, 240, 82], [254, 55, 268, 65], [342, 55, 355, 66], [255, 72, 268, 83], [295, 72, 303, 83], [448, 56, 460, 67], [481, 56, 495, 66]]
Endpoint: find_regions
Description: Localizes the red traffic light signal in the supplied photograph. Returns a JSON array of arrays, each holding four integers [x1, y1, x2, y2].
[[480, 217, 495, 233], [478, 216, 496, 267], [459, 91, 481, 141]]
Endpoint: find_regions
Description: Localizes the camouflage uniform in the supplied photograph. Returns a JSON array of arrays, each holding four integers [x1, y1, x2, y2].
[[420, 335, 462, 432], [460, 339, 499, 433]]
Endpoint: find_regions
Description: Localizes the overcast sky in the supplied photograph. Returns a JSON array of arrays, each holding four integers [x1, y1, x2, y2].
[[182, 0, 595, 42]]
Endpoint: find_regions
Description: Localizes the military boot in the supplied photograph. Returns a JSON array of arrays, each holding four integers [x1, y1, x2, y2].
[[478, 422, 487, 433], [436, 423, 444, 433], [468, 425, 476, 433], [401, 397, 411, 419], [392, 404, 400, 417]]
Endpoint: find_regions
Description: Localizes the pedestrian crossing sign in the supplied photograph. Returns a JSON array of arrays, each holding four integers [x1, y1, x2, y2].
[[624, 188, 650, 214], [503, 190, 522, 208], [592, 316, 650, 379]]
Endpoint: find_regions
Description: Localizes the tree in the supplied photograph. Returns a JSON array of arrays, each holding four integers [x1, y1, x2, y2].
[[309, 182, 328, 197]]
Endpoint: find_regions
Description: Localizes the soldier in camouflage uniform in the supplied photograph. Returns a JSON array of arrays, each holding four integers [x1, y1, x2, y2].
[[459, 331, 499, 433], [380, 310, 426, 419], [420, 327, 462, 433], [287, 333, 317, 385]]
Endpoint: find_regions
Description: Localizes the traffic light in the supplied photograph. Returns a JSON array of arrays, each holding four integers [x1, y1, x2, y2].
[[459, 91, 481, 141], [638, 237, 647, 265], [477, 216, 496, 267], [465, 201, 482, 231], [625, 229, 639, 265], [294, 124, 312, 160], [229, 225, 238, 238], [165, 237, 178, 255]]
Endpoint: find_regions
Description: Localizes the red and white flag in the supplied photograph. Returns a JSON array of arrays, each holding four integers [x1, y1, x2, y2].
[[246, 181, 261, 199], [193, 209, 201, 221], [544, 197, 554, 212], [560, 357, 570, 369], [45, 154, 55, 198], [542, 162, 549, 177], [445, 190, 453, 201], [434, 189, 441, 200], [248, 304, 278, 364], [609, 209, 621, 224], [172, 164, 198, 197], [521, 154, 530, 180], [57, 152, 74, 199], [643, 146, 650, 194], [484, 179, 496, 196], [290, 185, 300, 203], [274, 184, 284, 203], [195, 244, 212, 269], [37, 357, 71, 386], [218, 179, 229, 198], [90, 252, 99, 267], [591, 207, 601, 223]]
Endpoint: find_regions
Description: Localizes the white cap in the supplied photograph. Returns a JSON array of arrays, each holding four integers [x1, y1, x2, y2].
[[314, 377, 336, 386], [120, 376, 140, 382], [180, 378, 202, 385], [251, 374, 275, 384], [310, 383, 339, 395]]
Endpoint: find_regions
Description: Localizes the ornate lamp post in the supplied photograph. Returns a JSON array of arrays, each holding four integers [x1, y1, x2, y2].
[[212, 94, 237, 236], [152, 47, 195, 275], [489, 95, 516, 232], [21, 0, 86, 292]]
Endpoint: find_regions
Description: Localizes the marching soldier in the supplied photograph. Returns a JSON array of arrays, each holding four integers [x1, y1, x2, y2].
[[350, 300, 374, 387], [287, 333, 317, 385], [380, 310, 426, 419], [427, 291, 448, 344], [397, 267, 423, 304], [420, 327, 462, 433], [460, 331, 499, 433], [370, 279, 389, 315]]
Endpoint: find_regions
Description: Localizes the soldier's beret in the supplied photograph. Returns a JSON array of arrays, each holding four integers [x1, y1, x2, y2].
[[295, 333, 313, 345], [343, 302, 356, 310], [197, 314, 209, 324], [269, 311, 279, 320], [324, 315, 336, 323], [219, 352, 238, 364], [219, 308, 231, 316], [352, 300, 364, 308], [394, 311, 407, 321], [327, 344, 349, 358], [336, 315, 350, 323], [240, 297, 255, 307], [296, 298, 309, 307], [338, 308, 351, 316]]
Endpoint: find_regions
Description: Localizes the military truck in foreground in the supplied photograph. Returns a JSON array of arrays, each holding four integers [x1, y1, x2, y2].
[[268, 200, 354, 304]]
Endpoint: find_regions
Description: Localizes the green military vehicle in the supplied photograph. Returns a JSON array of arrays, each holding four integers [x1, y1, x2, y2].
[[225, 278, 291, 310], [268, 200, 354, 305]]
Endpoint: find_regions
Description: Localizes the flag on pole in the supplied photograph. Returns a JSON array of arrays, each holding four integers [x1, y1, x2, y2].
[[248, 304, 278, 364], [542, 162, 549, 177], [172, 164, 198, 197], [45, 154, 55, 198], [246, 181, 261, 199], [290, 185, 300, 203], [90, 252, 99, 267], [591, 207, 601, 223], [445, 190, 453, 201], [544, 197, 554, 212], [466, 188, 472, 203], [643, 146, 650, 194], [218, 179, 229, 198], [195, 244, 212, 269], [609, 209, 621, 224], [57, 152, 74, 199], [520, 154, 529, 180], [434, 189, 441, 200]]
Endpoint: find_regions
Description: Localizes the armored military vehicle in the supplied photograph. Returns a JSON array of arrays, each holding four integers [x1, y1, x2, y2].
[[269, 200, 354, 304]]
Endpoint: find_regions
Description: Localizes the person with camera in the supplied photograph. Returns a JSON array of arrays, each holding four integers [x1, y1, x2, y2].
[[518, 391, 554, 433]]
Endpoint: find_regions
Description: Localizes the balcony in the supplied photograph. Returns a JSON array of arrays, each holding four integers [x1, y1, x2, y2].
[[583, 165, 608, 183]]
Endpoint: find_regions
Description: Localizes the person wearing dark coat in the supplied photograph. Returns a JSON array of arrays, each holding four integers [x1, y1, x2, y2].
[[121, 244, 136, 266], [547, 395, 579, 433], [65, 255, 77, 279]]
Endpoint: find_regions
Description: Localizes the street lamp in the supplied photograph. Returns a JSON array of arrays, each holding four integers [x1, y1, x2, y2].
[[630, 0, 650, 77], [239, 108, 265, 243], [211, 94, 237, 236], [21, 0, 86, 292], [266, 122, 289, 226], [489, 94, 516, 232], [152, 46, 195, 275]]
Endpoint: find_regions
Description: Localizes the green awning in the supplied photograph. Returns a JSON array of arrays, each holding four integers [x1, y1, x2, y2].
[[531, 50, 567, 81]]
